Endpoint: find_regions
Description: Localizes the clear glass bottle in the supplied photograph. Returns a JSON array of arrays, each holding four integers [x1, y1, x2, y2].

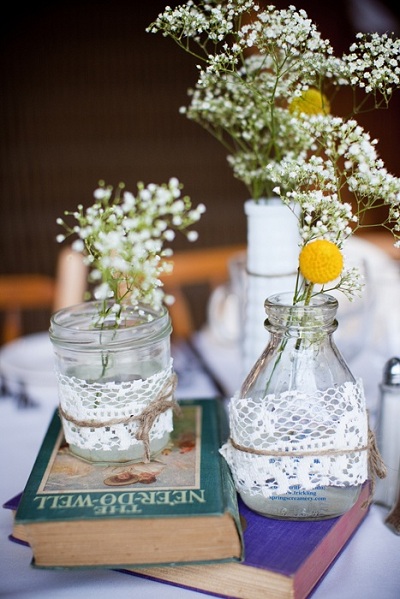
[[221, 292, 369, 520], [49, 300, 173, 463]]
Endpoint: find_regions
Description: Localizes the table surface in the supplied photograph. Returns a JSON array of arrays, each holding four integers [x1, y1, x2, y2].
[[1, 235, 400, 599], [1, 343, 399, 599]]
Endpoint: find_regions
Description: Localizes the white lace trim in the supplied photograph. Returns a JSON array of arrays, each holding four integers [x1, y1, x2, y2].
[[57, 360, 174, 452], [220, 379, 368, 497]]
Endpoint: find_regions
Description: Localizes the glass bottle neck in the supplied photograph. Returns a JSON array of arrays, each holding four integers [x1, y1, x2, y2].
[[264, 292, 338, 339]]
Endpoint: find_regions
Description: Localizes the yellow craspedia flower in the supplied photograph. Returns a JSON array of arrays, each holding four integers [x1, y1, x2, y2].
[[299, 240, 343, 284], [289, 88, 330, 116]]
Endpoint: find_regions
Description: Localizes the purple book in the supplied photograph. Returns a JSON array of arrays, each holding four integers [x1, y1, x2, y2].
[[125, 482, 371, 599], [3, 492, 29, 547]]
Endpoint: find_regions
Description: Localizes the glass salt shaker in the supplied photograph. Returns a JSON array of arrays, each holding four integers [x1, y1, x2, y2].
[[374, 357, 400, 508]]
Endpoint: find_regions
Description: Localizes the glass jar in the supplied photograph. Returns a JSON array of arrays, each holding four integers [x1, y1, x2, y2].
[[49, 300, 174, 463], [221, 292, 369, 520]]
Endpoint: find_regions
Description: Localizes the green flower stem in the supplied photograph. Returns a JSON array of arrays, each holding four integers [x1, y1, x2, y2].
[[294, 282, 314, 351]]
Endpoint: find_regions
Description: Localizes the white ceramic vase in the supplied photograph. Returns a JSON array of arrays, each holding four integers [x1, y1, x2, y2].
[[242, 198, 299, 373]]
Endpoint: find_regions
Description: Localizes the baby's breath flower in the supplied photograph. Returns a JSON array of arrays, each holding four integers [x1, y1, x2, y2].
[[71, 239, 85, 253], [149, 1, 400, 303], [187, 230, 199, 242], [57, 179, 205, 322], [149, 1, 400, 200]]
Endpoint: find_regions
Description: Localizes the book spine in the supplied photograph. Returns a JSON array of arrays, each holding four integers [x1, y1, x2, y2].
[[217, 401, 244, 554]]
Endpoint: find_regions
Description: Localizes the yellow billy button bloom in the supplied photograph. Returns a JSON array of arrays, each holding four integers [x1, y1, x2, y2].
[[299, 240, 343, 284], [289, 88, 330, 116]]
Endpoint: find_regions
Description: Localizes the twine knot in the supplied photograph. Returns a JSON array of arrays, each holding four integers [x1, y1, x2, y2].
[[365, 426, 387, 504], [134, 372, 179, 462], [59, 372, 179, 463]]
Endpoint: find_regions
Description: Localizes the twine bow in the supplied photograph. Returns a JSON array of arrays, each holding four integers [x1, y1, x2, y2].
[[366, 425, 387, 502]]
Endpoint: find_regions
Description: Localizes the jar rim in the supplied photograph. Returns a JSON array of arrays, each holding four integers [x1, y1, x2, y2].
[[265, 292, 338, 311], [49, 300, 171, 350], [264, 292, 338, 332]]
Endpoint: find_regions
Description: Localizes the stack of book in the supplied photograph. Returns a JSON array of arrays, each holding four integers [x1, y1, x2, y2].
[[5, 398, 371, 599]]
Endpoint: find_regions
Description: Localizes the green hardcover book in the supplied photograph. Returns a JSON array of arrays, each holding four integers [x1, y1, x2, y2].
[[14, 399, 243, 569]]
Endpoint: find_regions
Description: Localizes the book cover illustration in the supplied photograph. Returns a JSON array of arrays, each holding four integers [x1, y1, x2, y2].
[[39, 403, 201, 496]]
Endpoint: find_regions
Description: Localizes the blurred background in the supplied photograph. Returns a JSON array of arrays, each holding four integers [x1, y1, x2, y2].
[[1, 0, 400, 336]]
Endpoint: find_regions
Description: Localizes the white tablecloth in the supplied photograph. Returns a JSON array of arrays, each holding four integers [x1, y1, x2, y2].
[[1, 353, 399, 599]]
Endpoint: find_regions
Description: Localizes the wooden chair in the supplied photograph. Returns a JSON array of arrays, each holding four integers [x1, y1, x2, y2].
[[161, 244, 245, 339], [356, 230, 400, 262], [0, 243, 245, 344], [160, 232, 400, 340], [0, 246, 88, 345]]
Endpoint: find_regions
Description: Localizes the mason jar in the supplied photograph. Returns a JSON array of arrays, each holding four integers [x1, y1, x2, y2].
[[49, 300, 174, 463], [221, 292, 369, 520]]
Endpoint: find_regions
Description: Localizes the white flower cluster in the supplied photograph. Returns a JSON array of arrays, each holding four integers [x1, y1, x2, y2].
[[266, 113, 400, 297], [149, 1, 400, 302], [267, 115, 400, 243], [183, 54, 316, 198], [57, 178, 205, 322], [149, 1, 400, 200], [341, 32, 400, 98], [149, 0, 255, 46]]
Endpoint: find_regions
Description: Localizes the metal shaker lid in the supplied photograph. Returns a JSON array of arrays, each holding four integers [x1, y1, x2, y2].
[[383, 357, 400, 386]]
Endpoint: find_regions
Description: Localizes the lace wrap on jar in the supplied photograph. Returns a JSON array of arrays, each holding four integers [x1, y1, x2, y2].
[[58, 360, 176, 461], [220, 378, 369, 498]]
